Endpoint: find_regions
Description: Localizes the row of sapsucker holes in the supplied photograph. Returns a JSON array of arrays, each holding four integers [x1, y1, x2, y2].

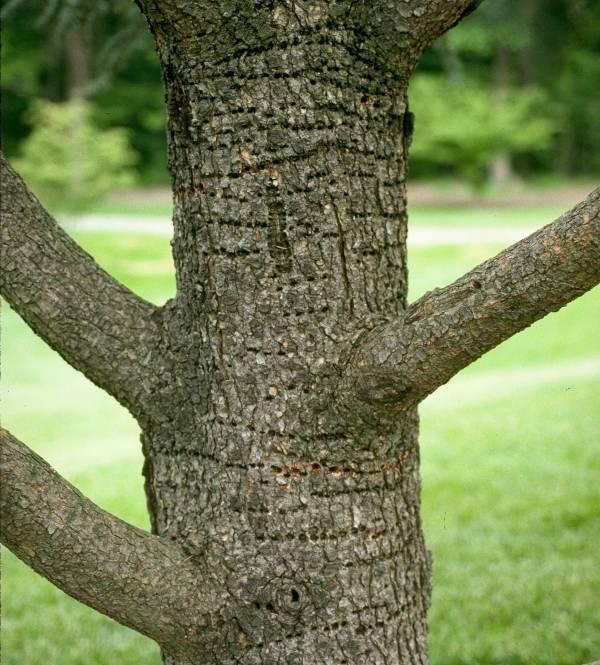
[[185, 125, 400, 163], [207, 31, 395, 86], [242, 598, 400, 656], [252, 524, 391, 545], [181, 161, 399, 193], [192, 99, 395, 133], [157, 436, 408, 477]]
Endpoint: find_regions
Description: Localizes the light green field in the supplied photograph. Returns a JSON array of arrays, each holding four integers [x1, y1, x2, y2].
[[410, 205, 568, 230], [2, 208, 599, 665], [72, 197, 570, 230]]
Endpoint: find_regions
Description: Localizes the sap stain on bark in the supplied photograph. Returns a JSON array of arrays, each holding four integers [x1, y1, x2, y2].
[[266, 183, 292, 273]]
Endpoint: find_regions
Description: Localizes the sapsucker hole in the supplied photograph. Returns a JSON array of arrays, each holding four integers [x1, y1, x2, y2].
[[472, 279, 482, 289], [290, 588, 300, 603]]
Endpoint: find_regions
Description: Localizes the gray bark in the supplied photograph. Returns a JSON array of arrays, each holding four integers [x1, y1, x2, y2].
[[337, 188, 600, 429], [0, 428, 224, 653], [0, 153, 171, 421], [1, 1, 598, 664], [141, 4, 432, 661]]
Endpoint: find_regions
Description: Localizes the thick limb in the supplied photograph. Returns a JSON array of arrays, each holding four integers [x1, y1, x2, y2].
[[340, 188, 600, 428], [1, 152, 168, 418], [0, 427, 223, 651]]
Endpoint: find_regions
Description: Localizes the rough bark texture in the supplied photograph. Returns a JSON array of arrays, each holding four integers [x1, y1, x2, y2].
[[338, 187, 600, 428], [0, 153, 169, 419], [2, 1, 598, 665], [139, 3, 432, 662], [0, 428, 224, 652]]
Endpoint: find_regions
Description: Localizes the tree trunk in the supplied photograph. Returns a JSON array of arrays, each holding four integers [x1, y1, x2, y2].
[[489, 44, 513, 187], [4, 2, 598, 664], [66, 28, 91, 99], [141, 7, 429, 664]]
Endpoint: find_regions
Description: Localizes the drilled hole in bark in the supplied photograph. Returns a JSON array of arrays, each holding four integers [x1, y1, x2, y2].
[[266, 602, 275, 612], [473, 279, 482, 289], [254, 601, 261, 609], [290, 588, 300, 603]]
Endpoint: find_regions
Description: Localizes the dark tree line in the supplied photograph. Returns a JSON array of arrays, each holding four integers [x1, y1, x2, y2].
[[2, 0, 600, 185]]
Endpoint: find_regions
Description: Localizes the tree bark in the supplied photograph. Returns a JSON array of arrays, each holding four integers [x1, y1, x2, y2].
[[2, 1, 598, 664], [336, 187, 600, 428], [139, 4, 432, 662], [0, 427, 224, 652], [0, 153, 171, 420]]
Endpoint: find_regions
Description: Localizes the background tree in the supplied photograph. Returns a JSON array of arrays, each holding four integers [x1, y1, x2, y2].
[[1, 2, 599, 665], [410, 0, 600, 183], [2, 0, 599, 189]]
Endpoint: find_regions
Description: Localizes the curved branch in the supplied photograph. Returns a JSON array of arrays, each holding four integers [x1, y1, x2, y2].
[[0, 427, 221, 649], [349, 0, 482, 69], [0, 152, 166, 417], [409, 0, 483, 50], [339, 188, 600, 428]]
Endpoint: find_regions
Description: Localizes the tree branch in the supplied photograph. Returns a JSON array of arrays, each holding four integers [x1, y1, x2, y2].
[[409, 0, 483, 51], [339, 188, 600, 429], [349, 0, 482, 70], [0, 427, 222, 649], [0, 152, 166, 417]]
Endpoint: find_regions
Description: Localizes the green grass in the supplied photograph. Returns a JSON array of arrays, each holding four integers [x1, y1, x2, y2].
[[60, 197, 569, 231], [422, 377, 600, 665], [2, 208, 599, 665], [65, 199, 174, 218], [410, 205, 567, 230], [73, 232, 175, 304]]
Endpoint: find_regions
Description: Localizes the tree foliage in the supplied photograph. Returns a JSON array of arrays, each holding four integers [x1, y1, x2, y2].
[[2, 0, 599, 185], [14, 100, 137, 209], [409, 75, 555, 185], [412, 0, 600, 180]]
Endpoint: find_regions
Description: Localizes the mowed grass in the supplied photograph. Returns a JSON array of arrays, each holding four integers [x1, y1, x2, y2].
[[2, 208, 599, 665], [409, 205, 568, 230], [67, 197, 569, 229]]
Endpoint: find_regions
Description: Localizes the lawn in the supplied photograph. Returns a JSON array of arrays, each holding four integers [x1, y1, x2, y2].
[[2, 206, 599, 665]]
